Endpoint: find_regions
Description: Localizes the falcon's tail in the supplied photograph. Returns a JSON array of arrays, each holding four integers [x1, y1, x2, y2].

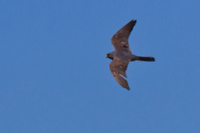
[[133, 56, 155, 61]]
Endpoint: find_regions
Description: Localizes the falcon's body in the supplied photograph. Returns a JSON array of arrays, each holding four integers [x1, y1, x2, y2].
[[106, 20, 155, 90], [112, 49, 132, 61]]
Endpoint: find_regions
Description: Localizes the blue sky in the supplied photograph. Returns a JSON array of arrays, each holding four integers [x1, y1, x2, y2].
[[0, 0, 200, 132]]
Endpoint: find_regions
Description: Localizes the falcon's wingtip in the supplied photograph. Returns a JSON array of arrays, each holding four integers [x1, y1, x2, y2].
[[133, 19, 137, 23]]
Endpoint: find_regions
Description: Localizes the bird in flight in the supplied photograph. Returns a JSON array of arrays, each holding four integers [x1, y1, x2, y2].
[[106, 20, 155, 90]]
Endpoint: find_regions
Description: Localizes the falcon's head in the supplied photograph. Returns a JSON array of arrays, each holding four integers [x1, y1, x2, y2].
[[106, 52, 115, 60]]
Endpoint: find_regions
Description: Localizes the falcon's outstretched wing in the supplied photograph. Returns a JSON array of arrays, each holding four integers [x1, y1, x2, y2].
[[109, 58, 130, 90], [110, 20, 136, 51]]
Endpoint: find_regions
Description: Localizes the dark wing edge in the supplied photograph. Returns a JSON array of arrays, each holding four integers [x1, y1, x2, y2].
[[113, 74, 130, 90], [110, 19, 137, 50], [109, 59, 130, 90]]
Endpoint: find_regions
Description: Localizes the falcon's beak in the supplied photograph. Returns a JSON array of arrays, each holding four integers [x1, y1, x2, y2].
[[106, 54, 108, 58]]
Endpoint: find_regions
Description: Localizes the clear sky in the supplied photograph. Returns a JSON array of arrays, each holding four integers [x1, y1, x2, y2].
[[0, 0, 200, 132]]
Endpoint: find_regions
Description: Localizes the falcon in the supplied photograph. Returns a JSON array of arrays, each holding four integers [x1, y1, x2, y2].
[[106, 20, 155, 90]]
